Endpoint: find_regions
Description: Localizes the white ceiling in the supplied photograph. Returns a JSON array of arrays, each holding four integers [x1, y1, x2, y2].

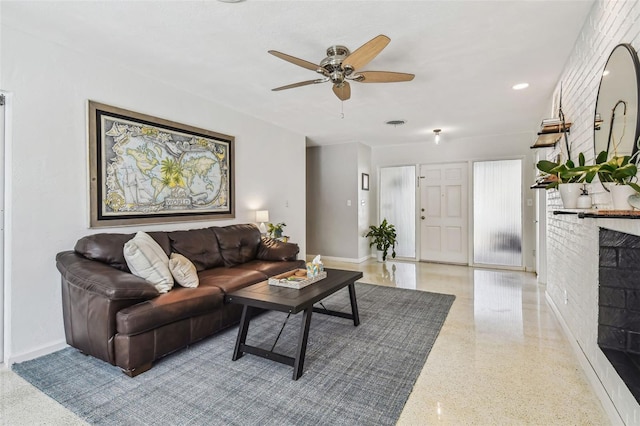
[[1, 0, 595, 148]]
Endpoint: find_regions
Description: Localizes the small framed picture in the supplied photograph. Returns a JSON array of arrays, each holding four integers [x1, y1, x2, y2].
[[361, 173, 369, 191]]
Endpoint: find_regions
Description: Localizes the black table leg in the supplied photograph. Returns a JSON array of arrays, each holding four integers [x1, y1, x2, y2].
[[233, 305, 252, 361], [293, 307, 313, 380], [348, 282, 360, 326]]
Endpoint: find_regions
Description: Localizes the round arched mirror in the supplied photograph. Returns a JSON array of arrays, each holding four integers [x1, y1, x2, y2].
[[594, 43, 640, 161]]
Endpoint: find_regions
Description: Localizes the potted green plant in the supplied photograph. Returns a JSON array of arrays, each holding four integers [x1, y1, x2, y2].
[[595, 152, 640, 187], [536, 153, 589, 187], [364, 218, 397, 262], [595, 151, 640, 209], [536, 153, 588, 208], [267, 222, 286, 239]]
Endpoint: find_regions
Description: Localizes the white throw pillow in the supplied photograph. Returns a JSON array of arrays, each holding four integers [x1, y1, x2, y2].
[[169, 253, 199, 288], [123, 231, 174, 293]]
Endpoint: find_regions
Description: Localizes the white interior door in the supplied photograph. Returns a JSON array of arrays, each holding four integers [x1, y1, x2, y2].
[[419, 162, 468, 264]]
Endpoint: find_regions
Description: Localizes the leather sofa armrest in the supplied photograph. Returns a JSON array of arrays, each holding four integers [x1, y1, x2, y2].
[[56, 251, 159, 300], [256, 238, 300, 261]]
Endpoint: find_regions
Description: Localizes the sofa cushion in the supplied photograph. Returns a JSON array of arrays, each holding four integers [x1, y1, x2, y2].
[[75, 232, 170, 272], [124, 232, 174, 293], [257, 238, 300, 261], [168, 228, 224, 271], [116, 286, 223, 335], [234, 259, 306, 277], [198, 267, 266, 294], [212, 224, 261, 267], [169, 253, 199, 288]]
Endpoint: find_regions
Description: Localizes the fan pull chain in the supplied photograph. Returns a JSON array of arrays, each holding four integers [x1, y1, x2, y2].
[[341, 100, 345, 119]]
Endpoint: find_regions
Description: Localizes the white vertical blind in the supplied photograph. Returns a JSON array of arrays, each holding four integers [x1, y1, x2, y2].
[[0, 93, 5, 363], [473, 159, 522, 266], [379, 166, 415, 258]]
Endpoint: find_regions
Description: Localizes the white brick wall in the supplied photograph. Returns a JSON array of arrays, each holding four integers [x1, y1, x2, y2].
[[545, 2, 640, 423]]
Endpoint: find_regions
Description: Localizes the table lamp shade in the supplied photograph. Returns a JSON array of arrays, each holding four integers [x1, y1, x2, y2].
[[256, 210, 269, 223]]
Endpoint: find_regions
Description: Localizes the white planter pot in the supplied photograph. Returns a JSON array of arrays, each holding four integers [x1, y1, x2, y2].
[[376, 250, 384, 262], [558, 183, 582, 209], [593, 182, 615, 209], [610, 184, 637, 210]]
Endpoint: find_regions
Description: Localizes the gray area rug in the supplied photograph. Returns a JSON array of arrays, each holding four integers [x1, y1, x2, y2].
[[14, 283, 454, 426]]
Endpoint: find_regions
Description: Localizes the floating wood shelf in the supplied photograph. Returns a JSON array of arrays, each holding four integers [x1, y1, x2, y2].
[[531, 133, 563, 149], [530, 120, 572, 149], [579, 210, 640, 219], [539, 122, 572, 134], [552, 209, 640, 219], [530, 180, 554, 189], [530, 128, 571, 149]]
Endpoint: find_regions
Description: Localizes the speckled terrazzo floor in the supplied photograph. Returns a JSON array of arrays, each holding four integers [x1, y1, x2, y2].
[[327, 260, 610, 425], [1, 260, 609, 425]]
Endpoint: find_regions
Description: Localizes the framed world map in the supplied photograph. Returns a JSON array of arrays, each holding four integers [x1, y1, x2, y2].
[[88, 101, 235, 227]]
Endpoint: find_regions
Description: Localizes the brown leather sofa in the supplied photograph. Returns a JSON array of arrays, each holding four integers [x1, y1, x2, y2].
[[56, 224, 304, 377]]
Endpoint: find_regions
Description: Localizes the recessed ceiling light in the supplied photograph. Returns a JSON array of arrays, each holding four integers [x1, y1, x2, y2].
[[512, 83, 529, 90], [386, 120, 406, 127]]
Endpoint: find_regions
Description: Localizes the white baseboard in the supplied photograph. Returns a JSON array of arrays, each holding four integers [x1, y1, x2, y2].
[[545, 292, 622, 425], [6, 340, 68, 366], [305, 254, 370, 264]]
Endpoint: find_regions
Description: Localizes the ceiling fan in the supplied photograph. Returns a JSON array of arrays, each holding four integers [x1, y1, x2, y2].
[[268, 34, 415, 101]]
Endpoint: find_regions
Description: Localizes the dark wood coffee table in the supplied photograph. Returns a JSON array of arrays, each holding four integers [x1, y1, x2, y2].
[[225, 268, 363, 380]]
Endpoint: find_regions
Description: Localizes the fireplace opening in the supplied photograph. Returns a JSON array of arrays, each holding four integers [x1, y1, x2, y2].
[[598, 228, 640, 403]]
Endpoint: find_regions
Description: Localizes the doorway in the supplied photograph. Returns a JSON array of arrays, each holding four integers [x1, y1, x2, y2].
[[379, 165, 416, 259], [473, 159, 522, 267], [419, 162, 469, 264], [0, 92, 5, 363]]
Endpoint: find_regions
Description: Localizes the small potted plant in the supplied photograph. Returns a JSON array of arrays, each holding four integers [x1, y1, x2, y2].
[[364, 218, 397, 262], [536, 153, 589, 208], [267, 222, 286, 239], [595, 151, 640, 209]]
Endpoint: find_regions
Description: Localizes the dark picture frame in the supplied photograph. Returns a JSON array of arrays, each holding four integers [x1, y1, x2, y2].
[[361, 173, 370, 191], [88, 101, 235, 227]]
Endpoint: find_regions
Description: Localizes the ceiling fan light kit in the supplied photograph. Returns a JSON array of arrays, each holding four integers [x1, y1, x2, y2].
[[269, 34, 415, 101]]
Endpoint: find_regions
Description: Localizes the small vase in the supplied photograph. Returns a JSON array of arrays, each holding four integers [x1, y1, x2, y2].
[[558, 183, 582, 209], [376, 250, 384, 262], [577, 193, 592, 209], [610, 184, 637, 210]]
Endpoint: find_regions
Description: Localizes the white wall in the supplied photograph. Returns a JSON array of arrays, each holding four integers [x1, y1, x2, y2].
[[357, 143, 372, 260], [372, 132, 538, 271], [1, 26, 306, 363], [543, 1, 640, 423], [306, 143, 359, 260], [306, 142, 371, 262]]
